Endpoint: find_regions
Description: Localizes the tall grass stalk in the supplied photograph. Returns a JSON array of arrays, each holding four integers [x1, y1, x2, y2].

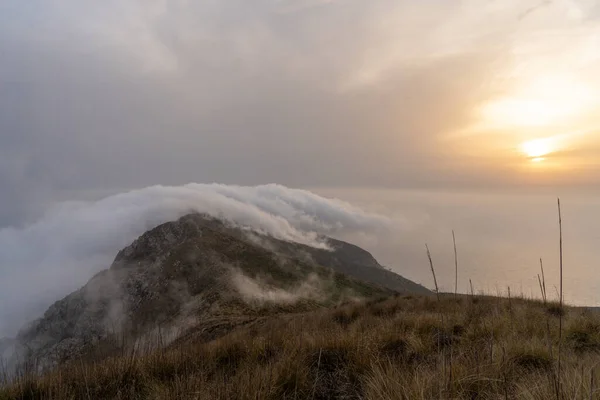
[[425, 244, 440, 303], [558, 198, 563, 308], [311, 348, 322, 400], [426, 243, 445, 396], [508, 286, 513, 329], [557, 197, 564, 400], [590, 368, 594, 400], [538, 256, 554, 358], [452, 230, 458, 299], [540, 258, 547, 303]]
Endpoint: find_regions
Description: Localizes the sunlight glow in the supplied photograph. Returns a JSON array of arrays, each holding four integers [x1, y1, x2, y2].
[[481, 74, 595, 129], [483, 99, 558, 127], [518, 136, 565, 163], [520, 138, 554, 158], [473, 73, 598, 167]]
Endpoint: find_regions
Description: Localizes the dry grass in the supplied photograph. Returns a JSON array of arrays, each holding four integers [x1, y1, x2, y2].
[[3, 293, 600, 400]]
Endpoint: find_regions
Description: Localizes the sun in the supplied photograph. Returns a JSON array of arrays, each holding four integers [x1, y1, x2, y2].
[[520, 138, 554, 159], [476, 73, 592, 165]]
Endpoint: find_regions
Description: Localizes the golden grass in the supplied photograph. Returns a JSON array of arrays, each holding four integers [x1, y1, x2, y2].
[[3, 293, 600, 399]]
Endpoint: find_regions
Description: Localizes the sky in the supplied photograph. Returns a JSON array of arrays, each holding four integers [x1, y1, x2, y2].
[[2, 0, 600, 227], [2, 0, 600, 334]]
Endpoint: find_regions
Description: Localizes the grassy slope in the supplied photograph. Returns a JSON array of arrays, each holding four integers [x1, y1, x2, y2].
[[4, 294, 600, 399]]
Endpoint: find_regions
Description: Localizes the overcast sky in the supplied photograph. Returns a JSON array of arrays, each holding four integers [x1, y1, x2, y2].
[[4, 1, 600, 336], [3, 0, 600, 227]]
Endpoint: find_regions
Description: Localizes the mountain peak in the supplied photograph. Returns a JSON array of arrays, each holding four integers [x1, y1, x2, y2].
[[8, 213, 428, 370]]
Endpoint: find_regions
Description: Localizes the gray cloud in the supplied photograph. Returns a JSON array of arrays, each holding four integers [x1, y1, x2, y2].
[[0, 0, 545, 226]]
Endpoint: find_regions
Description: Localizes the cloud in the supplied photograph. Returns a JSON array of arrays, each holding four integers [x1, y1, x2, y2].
[[0, 183, 393, 337], [5, 0, 600, 228]]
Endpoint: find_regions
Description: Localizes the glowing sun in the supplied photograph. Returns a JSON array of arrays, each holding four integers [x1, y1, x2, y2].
[[519, 137, 560, 163], [521, 138, 553, 157]]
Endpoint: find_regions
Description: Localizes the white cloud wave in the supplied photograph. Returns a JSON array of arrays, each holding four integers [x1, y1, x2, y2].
[[0, 183, 392, 337]]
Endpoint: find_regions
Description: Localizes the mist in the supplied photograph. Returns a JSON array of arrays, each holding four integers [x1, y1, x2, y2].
[[315, 187, 600, 308], [231, 270, 325, 305]]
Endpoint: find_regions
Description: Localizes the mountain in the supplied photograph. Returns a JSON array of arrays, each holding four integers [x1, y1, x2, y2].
[[9, 214, 429, 369], [270, 237, 430, 295]]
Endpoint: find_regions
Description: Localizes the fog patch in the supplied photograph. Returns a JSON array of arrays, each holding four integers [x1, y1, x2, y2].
[[231, 270, 325, 305]]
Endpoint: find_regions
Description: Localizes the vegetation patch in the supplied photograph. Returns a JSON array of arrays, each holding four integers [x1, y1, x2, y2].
[[4, 295, 600, 399], [547, 303, 565, 317], [332, 307, 361, 327], [509, 349, 553, 371], [379, 339, 408, 361]]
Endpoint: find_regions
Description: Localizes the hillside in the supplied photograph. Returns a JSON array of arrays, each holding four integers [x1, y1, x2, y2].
[[3, 294, 599, 399], [6, 214, 427, 370]]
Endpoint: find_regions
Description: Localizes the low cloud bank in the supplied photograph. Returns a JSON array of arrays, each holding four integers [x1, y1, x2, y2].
[[0, 183, 392, 337]]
